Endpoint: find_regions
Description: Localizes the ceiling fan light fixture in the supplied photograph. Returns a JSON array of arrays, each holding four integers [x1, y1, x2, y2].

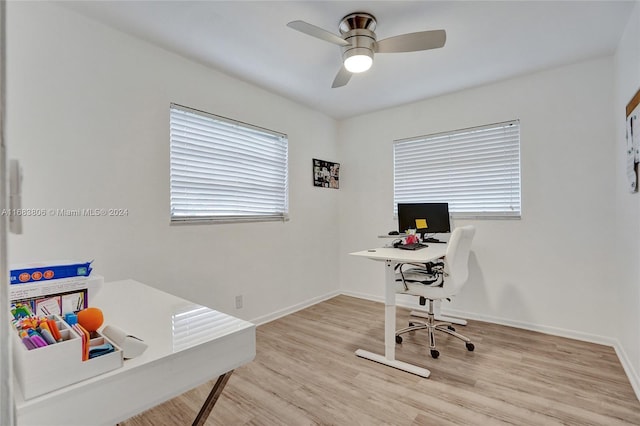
[[287, 11, 446, 88], [343, 48, 373, 73]]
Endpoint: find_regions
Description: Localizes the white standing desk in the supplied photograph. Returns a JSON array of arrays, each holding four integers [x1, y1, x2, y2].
[[15, 279, 256, 426], [350, 245, 447, 377]]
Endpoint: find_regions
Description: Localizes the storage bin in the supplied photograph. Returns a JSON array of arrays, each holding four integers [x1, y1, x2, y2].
[[12, 315, 123, 399]]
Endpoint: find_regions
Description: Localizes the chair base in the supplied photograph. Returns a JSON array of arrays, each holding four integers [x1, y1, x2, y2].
[[396, 299, 474, 358], [413, 311, 468, 325], [409, 300, 468, 325]]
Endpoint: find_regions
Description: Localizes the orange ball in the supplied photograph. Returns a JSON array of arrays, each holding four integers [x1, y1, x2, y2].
[[77, 307, 104, 332]]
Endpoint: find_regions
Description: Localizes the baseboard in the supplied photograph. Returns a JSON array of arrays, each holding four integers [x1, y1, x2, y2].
[[613, 338, 640, 402], [250, 290, 341, 326], [339, 291, 640, 402], [442, 307, 617, 347], [340, 289, 385, 304]]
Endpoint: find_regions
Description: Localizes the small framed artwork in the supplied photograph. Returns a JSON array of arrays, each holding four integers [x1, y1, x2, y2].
[[313, 158, 340, 189], [626, 88, 640, 193]]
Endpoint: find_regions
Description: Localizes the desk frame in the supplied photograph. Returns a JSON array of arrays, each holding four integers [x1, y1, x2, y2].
[[192, 370, 234, 426], [351, 246, 447, 378]]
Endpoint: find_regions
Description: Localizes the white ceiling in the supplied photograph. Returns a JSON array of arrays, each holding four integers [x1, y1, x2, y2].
[[61, 1, 635, 119]]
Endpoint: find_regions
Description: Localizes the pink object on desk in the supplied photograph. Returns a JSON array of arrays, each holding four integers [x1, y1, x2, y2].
[[405, 234, 419, 244]]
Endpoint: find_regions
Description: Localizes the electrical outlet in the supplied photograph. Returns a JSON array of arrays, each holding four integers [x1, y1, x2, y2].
[[235, 295, 243, 309]]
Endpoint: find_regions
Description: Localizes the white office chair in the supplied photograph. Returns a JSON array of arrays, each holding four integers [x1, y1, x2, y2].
[[395, 225, 476, 359]]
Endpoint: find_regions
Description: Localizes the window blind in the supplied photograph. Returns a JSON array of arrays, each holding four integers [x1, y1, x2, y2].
[[170, 104, 288, 223], [394, 120, 521, 218]]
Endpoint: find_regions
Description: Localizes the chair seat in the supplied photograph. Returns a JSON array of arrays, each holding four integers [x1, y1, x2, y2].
[[395, 277, 452, 300], [395, 265, 452, 300]]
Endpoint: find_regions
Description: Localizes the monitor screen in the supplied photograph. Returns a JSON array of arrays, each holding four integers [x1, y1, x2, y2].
[[397, 203, 451, 234]]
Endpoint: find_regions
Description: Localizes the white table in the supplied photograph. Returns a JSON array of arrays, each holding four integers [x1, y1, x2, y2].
[[15, 279, 256, 425], [350, 245, 447, 377]]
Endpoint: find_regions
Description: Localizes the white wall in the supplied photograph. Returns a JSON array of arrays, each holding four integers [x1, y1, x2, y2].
[[338, 57, 617, 342], [614, 0, 640, 397], [6, 2, 340, 322]]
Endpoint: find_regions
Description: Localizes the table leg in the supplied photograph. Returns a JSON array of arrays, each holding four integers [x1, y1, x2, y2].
[[384, 260, 397, 360], [355, 261, 430, 378], [192, 370, 234, 426]]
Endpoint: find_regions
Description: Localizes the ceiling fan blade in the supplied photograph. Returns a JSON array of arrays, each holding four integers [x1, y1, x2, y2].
[[331, 66, 352, 88], [375, 29, 446, 53], [287, 20, 350, 47]]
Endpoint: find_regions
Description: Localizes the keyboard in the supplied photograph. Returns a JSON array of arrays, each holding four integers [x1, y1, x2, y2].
[[423, 237, 446, 244], [397, 242, 427, 250]]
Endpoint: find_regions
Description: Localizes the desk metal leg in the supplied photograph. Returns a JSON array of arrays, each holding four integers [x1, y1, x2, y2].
[[355, 261, 431, 378], [192, 370, 234, 426]]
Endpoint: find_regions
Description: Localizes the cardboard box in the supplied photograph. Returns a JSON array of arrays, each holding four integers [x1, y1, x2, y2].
[[12, 315, 123, 399], [10, 260, 92, 285], [10, 275, 103, 312]]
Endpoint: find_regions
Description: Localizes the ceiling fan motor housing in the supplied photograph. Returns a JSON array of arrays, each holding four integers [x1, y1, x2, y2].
[[339, 13, 377, 68]]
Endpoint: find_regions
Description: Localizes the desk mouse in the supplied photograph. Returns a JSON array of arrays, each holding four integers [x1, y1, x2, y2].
[[388, 230, 399, 235]]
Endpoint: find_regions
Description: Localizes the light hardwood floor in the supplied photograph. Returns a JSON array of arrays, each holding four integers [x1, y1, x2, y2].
[[121, 295, 640, 425]]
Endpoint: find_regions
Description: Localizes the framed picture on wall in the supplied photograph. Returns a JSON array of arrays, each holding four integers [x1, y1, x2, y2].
[[626, 88, 640, 193], [313, 158, 340, 189]]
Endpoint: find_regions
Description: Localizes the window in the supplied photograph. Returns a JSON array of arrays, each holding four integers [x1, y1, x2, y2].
[[169, 104, 288, 223], [393, 120, 521, 218]]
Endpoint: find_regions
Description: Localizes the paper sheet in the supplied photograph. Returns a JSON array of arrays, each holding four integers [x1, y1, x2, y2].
[[415, 218, 428, 229]]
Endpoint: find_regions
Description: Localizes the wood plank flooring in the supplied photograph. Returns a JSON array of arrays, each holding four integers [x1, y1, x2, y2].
[[121, 295, 640, 425]]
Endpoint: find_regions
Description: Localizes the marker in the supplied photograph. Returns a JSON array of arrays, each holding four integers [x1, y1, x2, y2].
[[26, 329, 40, 337], [29, 335, 48, 348], [47, 319, 62, 341], [40, 328, 57, 345], [21, 337, 36, 350], [20, 317, 37, 330], [39, 320, 51, 333]]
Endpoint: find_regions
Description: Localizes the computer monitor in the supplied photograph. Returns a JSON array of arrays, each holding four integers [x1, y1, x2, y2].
[[397, 203, 451, 235]]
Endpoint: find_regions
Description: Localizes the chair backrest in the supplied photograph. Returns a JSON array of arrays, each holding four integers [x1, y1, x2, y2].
[[442, 225, 476, 294]]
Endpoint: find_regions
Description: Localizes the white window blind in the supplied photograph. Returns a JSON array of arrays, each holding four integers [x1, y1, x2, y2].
[[170, 104, 288, 223], [394, 120, 521, 218]]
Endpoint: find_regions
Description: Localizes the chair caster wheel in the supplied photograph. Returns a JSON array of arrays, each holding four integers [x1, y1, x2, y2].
[[466, 342, 475, 351], [447, 325, 455, 331], [430, 349, 439, 359], [396, 335, 403, 344]]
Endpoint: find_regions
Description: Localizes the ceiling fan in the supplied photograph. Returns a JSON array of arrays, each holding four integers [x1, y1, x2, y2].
[[287, 12, 446, 88]]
